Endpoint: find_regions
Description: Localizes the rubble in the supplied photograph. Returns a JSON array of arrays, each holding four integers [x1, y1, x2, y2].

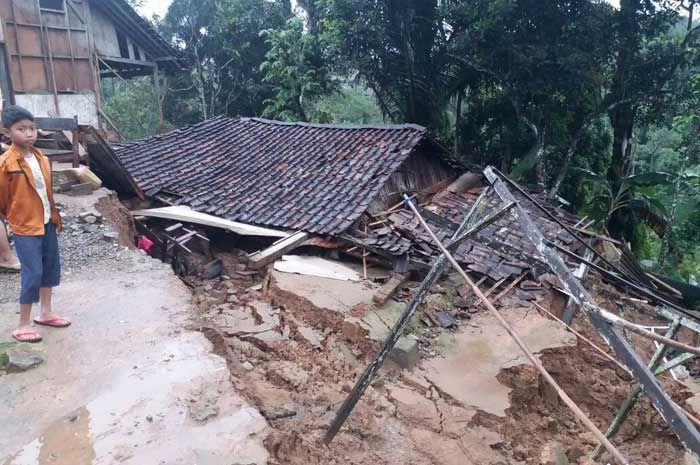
[[67, 116, 700, 463]]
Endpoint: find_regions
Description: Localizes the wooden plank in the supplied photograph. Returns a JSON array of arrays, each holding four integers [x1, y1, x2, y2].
[[372, 273, 409, 306], [131, 206, 288, 239], [273, 255, 361, 281], [247, 231, 310, 270]]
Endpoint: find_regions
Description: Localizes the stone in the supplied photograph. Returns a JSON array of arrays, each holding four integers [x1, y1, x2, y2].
[[390, 336, 420, 370], [68, 183, 95, 196], [78, 210, 102, 224], [241, 361, 254, 371], [102, 231, 119, 243], [207, 289, 227, 306], [297, 325, 323, 349], [4, 347, 43, 373], [539, 442, 568, 465]]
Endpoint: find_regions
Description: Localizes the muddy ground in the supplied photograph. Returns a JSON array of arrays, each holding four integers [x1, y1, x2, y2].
[[184, 244, 698, 465], [3, 189, 697, 465]]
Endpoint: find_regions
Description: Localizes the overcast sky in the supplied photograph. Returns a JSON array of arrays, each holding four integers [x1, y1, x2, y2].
[[136, 0, 625, 21], [137, 0, 172, 19]]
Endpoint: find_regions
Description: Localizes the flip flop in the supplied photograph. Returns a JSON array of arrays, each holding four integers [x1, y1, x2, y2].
[[0, 262, 20, 273], [12, 328, 42, 343], [33, 316, 71, 328]]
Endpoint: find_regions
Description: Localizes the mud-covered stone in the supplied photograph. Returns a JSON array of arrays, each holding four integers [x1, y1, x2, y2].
[[5, 347, 43, 373], [390, 336, 419, 370]]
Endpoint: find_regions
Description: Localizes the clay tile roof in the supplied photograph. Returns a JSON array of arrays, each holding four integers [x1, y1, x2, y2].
[[111, 117, 439, 234]]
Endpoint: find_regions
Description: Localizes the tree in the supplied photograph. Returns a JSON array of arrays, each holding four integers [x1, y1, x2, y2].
[[260, 17, 337, 121], [603, 0, 696, 240], [320, 0, 450, 129], [159, 0, 293, 123]]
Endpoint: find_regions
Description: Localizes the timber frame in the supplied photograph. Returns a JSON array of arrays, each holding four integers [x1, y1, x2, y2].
[[0, 0, 185, 128], [483, 166, 700, 459]]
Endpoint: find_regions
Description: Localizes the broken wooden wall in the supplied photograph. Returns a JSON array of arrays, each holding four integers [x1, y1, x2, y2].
[[368, 146, 457, 214]]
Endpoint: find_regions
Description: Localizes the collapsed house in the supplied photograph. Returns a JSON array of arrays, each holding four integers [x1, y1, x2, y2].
[[89, 117, 700, 463]]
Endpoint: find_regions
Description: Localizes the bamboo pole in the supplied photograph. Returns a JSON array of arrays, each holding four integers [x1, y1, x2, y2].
[[403, 195, 630, 465], [600, 312, 700, 357], [591, 320, 682, 459], [533, 303, 631, 374]]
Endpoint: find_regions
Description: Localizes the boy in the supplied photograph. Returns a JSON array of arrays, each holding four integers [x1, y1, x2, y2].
[[0, 105, 70, 342]]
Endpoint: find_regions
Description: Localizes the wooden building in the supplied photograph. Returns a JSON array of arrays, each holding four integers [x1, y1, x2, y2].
[[0, 0, 184, 127]]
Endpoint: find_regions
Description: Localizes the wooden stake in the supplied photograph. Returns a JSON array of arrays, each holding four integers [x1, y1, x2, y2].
[[362, 225, 368, 279], [403, 195, 630, 465], [533, 303, 630, 374]]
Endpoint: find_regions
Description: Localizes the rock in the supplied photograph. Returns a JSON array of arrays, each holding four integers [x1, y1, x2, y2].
[[68, 183, 95, 196], [267, 361, 310, 389], [297, 325, 323, 349], [78, 210, 102, 224], [390, 336, 420, 370], [102, 231, 119, 243], [4, 347, 43, 373], [241, 361, 254, 371], [207, 289, 227, 306], [539, 442, 568, 465]]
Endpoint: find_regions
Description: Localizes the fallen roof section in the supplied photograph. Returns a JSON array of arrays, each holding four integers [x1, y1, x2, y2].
[[107, 117, 452, 235], [131, 205, 288, 238]]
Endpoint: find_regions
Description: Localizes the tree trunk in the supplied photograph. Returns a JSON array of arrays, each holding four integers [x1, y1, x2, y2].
[[535, 127, 547, 191], [605, 0, 640, 240], [658, 153, 688, 268], [454, 90, 462, 154]]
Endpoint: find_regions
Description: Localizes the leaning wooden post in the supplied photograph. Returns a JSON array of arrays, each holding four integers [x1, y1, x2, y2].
[[324, 187, 498, 444], [591, 319, 682, 459], [402, 194, 630, 465]]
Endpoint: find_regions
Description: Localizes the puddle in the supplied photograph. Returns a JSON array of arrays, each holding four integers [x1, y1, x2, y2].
[[4, 407, 95, 465]]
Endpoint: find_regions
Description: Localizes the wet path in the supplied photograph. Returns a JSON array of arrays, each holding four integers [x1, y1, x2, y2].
[[0, 250, 268, 465]]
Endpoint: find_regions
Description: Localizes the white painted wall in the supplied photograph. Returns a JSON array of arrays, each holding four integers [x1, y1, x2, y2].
[[15, 93, 99, 126]]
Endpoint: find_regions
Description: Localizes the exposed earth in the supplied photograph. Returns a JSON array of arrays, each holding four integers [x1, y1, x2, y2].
[[1, 190, 699, 465]]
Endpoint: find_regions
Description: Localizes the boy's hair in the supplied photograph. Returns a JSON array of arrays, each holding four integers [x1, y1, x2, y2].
[[2, 105, 34, 129]]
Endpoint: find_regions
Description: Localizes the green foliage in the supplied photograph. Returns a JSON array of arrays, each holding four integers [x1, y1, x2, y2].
[[260, 17, 337, 121], [146, 0, 700, 282], [101, 78, 170, 140], [158, 0, 293, 124], [308, 85, 383, 124], [678, 247, 700, 285]]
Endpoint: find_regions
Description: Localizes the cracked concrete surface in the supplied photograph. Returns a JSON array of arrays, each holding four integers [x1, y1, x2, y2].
[[0, 196, 268, 465]]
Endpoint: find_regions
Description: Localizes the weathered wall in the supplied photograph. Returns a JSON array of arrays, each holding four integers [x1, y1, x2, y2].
[[368, 146, 456, 214], [90, 3, 147, 61], [0, 0, 93, 93], [16, 92, 98, 126], [89, 4, 120, 57]]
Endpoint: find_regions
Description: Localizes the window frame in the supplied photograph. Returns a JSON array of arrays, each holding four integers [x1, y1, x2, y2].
[[39, 0, 66, 13]]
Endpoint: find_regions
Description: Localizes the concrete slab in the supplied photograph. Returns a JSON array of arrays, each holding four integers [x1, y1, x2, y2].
[[0, 251, 268, 464]]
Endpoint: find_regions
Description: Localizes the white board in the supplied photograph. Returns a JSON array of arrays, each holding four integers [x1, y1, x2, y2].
[[131, 205, 288, 238], [273, 255, 361, 281]]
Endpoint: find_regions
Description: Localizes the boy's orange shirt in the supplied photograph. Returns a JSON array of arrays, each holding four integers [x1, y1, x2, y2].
[[0, 144, 62, 236]]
